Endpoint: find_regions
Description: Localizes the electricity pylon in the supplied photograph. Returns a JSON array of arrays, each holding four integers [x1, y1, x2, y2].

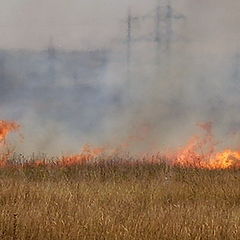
[[123, 1, 185, 85]]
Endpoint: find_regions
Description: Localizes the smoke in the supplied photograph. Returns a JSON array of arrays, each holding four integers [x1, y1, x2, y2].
[[1, 0, 240, 155]]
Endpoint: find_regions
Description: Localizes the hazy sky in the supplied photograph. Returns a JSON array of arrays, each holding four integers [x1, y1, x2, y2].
[[0, 0, 239, 51], [1, 0, 240, 154]]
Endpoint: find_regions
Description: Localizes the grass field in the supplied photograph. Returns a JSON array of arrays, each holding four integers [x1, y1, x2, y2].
[[0, 159, 240, 240]]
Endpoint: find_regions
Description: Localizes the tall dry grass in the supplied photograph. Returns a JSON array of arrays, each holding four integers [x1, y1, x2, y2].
[[0, 159, 240, 240]]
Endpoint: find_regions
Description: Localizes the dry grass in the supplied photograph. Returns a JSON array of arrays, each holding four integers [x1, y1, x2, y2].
[[0, 160, 240, 240]]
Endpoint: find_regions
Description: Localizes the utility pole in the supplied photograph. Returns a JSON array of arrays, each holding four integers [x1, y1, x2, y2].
[[0, 53, 7, 94], [154, 0, 184, 63], [155, 4, 161, 44], [155, 2, 161, 65], [47, 37, 56, 85], [122, 2, 184, 83], [126, 7, 132, 84], [233, 53, 240, 88], [165, 0, 173, 53], [164, 0, 185, 53], [0, 54, 6, 83]]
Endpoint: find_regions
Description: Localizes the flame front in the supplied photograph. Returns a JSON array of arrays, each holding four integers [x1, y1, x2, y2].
[[169, 122, 240, 169], [1, 118, 240, 170], [0, 120, 20, 166], [0, 120, 20, 144], [208, 150, 240, 169], [60, 144, 105, 166], [173, 147, 240, 169]]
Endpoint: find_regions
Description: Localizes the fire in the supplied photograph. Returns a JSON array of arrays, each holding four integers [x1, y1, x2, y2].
[[169, 122, 240, 169], [0, 120, 20, 166], [172, 136, 203, 168], [209, 150, 240, 169], [60, 144, 105, 166], [0, 120, 20, 144], [172, 146, 240, 169], [0, 118, 240, 170]]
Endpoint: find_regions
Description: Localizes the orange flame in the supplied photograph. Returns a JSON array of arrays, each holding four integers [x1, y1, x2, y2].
[[60, 144, 105, 166], [0, 120, 20, 144], [167, 122, 240, 169], [0, 118, 240, 170], [0, 120, 20, 166], [208, 150, 240, 169]]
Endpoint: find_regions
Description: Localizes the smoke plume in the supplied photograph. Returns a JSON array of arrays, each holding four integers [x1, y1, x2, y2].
[[0, 0, 240, 155]]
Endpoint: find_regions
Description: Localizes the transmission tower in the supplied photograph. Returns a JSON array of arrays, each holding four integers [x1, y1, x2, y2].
[[0, 54, 6, 83], [125, 7, 142, 86], [159, 0, 184, 54], [155, 2, 162, 65], [123, 1, 184, 82], [126, 8, 132, 83], [233, 53, 240, 88], [47, 37, 57, 85], [165, 1, 173, 52]]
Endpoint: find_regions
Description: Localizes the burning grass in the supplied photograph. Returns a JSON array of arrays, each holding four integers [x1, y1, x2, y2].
[[1, 119, 240, 239], [1, 119, 240, 169]]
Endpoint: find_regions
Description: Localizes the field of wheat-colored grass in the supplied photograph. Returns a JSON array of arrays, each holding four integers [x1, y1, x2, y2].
[[0, 159, 240, 240]]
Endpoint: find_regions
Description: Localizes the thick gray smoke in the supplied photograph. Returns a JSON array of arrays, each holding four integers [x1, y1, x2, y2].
[[1, 0, 240, 155]]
